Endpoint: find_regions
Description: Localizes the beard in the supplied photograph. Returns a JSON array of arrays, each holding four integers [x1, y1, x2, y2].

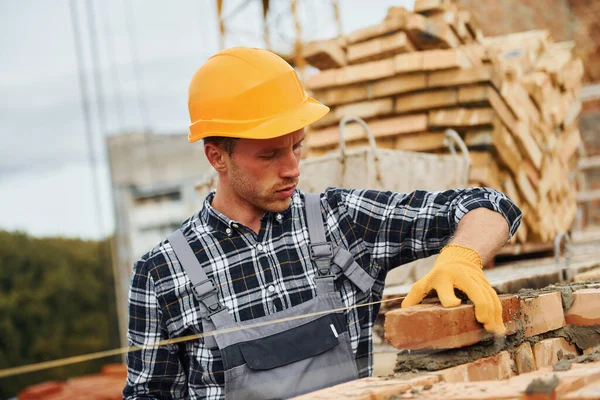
[[229, 159, 298, 213]]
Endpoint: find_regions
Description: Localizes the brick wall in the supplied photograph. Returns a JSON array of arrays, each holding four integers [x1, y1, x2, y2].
[[459, 0, 600, 82]]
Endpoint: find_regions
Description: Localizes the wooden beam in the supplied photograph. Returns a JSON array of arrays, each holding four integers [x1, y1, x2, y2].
[[427, 64, 502, 90], [577, 189, 600, 203], [311, 73, 428, 106], [347, 31, 415, 65], [395, 88, 458, 113], [312, 98, 394, 129], [308, 114, 428, 148], [394, 131, 447, 152], [578, 155, 600, 170], [302, 38, 347, 70], [429, 107, 494, 128]]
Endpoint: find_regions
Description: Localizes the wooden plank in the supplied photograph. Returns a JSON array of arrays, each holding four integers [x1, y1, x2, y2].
[[460, 10, 484, 42], [311, 85, 369, 107], [393, 51, 424, 74], [428, 107, 494, 127], [578, 155, 600, 170], [522, 72, 553, 110], [482, 30, 551, 62], [347, 31, 415, 65], [312, 98, 394, 129], [559, 126, 582, 165], [393, 48, 472, 73], [308, 114, 428, 148], [493, 121, 523, 177], [464, 129, 493, 147], [413, 0, 456, 14], [346, 15, 408, 45], [305, 58, 396, 90], [394, 131, 447, 152], [421, 48, 472, 70], [371, 72, 429, 98], [302, 38, 347, 70], [311, 73, 428, 106], [523, 158, 541, 188], [404, 12, 461, 50], [460, 44, 486, 67], [395, 89, 457, 113], [454, 10, 474, 44], [562, 58, 585, 92], [512, 122, 543, 170], [516, 168, 538, 207], [577, 189, 600, 203], [534, 41, 575, 86], [428, 64, 502, 89], [469, 152, 502, 189], [564, 98, 582, 128], [501, 78, 542, 126], [457, 84, 518, 136]]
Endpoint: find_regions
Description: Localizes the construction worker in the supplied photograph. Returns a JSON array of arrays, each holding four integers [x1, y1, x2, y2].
[[123, 47, 522, 400]]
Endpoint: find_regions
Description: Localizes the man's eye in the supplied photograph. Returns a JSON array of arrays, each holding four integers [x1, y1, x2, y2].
[[294, 144, 303, 151], [260, 153, 275, 159]]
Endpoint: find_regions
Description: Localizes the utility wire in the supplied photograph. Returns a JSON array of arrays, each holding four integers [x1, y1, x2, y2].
[[99, 0, 126, 131], [123, 0, 151, 131], [85, 0, 124, 355], [69, 0, 105, 236]]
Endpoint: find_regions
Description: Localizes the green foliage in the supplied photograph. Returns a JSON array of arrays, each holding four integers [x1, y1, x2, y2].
[[0, 230, 121, 399]]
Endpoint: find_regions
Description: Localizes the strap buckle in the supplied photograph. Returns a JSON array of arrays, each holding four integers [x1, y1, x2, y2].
[[192, 279, 226, 318], [310, 242, 334, 276], [310, 242, 333, 259]]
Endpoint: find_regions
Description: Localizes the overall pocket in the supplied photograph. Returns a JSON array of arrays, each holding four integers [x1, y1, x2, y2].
[[222, 313, 358, 400]]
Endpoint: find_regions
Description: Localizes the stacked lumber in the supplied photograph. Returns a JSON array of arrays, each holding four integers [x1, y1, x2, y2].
[[302, 0, 584, 247], [293, 283, 600, 400]]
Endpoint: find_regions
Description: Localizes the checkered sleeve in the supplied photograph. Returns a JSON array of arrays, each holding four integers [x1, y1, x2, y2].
[[122, 256, 187, 399], [336, 187, 522, 270]]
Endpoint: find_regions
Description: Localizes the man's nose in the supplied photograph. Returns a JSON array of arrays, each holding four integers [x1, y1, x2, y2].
[[280, 150, 300, 179]]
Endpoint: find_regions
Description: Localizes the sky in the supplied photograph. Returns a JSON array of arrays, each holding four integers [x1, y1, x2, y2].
[[0, 0, 414, 240]]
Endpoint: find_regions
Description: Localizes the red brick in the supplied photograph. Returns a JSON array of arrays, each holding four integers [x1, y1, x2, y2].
[[437, 351, 515, 383], [533, 338, 580, 369], [18, 382, 65, 400], [521, 291, 566, 337], [565, 289, 600, 326], [515, 342, 537, 374], [384, 295, 521, 350]]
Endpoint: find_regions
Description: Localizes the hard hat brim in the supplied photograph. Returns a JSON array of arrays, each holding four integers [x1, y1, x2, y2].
[[188, 96, 330, 142]]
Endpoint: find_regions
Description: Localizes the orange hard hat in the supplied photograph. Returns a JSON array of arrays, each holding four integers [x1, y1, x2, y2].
[[187, 46, 329, 142]]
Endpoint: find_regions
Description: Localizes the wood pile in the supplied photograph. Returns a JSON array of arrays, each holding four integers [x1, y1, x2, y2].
[[302, 0, 585, 246]]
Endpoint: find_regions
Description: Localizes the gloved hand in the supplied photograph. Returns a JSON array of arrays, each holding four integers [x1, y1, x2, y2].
[[401, 244, 506, 335]]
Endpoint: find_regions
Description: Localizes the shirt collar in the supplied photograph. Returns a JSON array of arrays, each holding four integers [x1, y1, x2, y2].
[[198, 190, 298, 234]]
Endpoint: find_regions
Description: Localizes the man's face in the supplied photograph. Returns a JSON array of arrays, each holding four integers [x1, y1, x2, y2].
[[225, 129, 305, 213]]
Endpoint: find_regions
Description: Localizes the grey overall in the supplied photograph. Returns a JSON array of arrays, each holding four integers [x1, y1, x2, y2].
[[167, 193, 376, 399]]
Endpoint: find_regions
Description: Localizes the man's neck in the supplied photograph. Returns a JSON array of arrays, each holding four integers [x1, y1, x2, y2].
[[211, 182, 264, 234]]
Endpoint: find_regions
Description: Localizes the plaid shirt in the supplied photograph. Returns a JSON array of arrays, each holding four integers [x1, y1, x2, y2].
[[123, 187, 521, 399]]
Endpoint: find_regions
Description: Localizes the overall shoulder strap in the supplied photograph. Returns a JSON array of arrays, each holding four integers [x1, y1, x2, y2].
[[304, 193, 376, 293], [304, 193, 334, 277], [167, 229, 233, 339]]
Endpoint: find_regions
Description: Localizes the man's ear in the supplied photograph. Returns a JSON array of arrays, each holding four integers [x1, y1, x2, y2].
[[204, 143, 228, 172]]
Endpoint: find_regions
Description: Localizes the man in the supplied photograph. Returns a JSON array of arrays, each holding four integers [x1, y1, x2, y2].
[[123, 47, 521, 399]]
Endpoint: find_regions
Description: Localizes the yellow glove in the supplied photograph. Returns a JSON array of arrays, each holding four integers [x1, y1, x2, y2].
[[401, 244, 506, 335]]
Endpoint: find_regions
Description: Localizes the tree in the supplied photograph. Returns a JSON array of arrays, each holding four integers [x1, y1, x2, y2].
[[0, 230, 121, 399]]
